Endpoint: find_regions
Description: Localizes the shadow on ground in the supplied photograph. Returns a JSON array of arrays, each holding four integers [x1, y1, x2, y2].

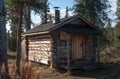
[[68, 63, 120, 79]]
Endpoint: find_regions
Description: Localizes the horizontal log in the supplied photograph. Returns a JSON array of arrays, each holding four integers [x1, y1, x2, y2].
[[29, 53, 49, 55], [29, 40, 51, 43], [29, 37, 51, 41], [29, 53, 50, 58], [29, 56, 50, 65], [29, 44, 51, 47], [29, 46, 51, 49], [29, 48, 51, 50], [58, 49, 67, 53], [29, 54, 50, 58], [60, 30, 67, 40], [60, 40, 67, 43], [29, 34, 51, 39], [29, 55, 50, 59], [29, 50, 51, 53], [60, 42, 67, 46], [58, 53, 67, 58], [58, 46, 67, 49], [29, 38, 51, 41]]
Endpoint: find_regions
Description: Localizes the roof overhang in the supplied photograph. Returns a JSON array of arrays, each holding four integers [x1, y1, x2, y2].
[[60, 24, 101, 35]]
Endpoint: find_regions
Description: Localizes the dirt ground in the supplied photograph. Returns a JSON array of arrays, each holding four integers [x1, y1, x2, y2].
[[7, 51, 120, 79]]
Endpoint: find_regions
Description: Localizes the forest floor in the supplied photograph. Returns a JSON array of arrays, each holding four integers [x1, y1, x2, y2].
[[7, 51, 120, 79]]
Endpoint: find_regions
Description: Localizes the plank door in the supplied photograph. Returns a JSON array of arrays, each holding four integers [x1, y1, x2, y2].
[[71, 34, 85, 62]]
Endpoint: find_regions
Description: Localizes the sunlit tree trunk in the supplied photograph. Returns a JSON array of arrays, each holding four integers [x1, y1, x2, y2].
[[0, 0, 8, 75]]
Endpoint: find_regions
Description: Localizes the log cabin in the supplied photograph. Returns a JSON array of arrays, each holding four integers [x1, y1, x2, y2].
[[21, 9, 101, 69]]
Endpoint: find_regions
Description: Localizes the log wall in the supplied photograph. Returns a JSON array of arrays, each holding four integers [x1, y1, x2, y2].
[[28, 34, 52, 65], [51, 30, 71, 67], [50, 30, 60, 68], [85, 34, 98, 62], [59, 30, 68, 66]]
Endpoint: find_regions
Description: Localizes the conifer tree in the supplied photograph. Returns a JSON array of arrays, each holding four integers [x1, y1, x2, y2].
[[74, 0, 109, 26]]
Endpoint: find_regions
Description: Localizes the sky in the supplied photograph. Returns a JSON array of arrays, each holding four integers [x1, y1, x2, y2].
[[6, 0, 117, 30], [49, 0, 74, 9], [108, 0, 117, 26], [108, 0, 117, 19]]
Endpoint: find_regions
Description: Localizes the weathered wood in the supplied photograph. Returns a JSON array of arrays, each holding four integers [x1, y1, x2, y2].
[[60, 30, 67, 39], [71, 34, 85, 63], [29, 40, 51, 43], [50, 30, 60, 68], [67, 34, 70, 69], [82, 34, 86, 60], [29, 34, 51, 39], [97, 36, 100, 62], [60, 40, 67, 44], [26, 36, 29, 58], [60, 42, 67, 46], [85, 34, 98, 62], [28, 35, 52, 65]]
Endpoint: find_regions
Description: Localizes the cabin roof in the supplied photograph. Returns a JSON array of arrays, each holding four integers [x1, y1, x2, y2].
[[22, 15, 102, 36]]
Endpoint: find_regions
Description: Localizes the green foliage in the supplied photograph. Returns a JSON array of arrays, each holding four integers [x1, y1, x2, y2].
[[7, 20, 17, 52], [74, 0, 109, 27], [114, 23, 120, 47], [7, 31, 17, 52], [114, 0, 120, 47]]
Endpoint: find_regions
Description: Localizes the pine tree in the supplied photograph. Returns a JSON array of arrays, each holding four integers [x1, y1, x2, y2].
[[74, 0, 109, 27], [105, 19, 114, 47], [115, 0, 120, 47]]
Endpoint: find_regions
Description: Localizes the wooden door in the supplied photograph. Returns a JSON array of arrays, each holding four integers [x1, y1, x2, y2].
[[71, 34, 85, 62]]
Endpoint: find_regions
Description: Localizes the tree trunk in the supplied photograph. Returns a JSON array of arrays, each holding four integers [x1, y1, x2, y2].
[[44, 0, 47, 24], [16, 2, 23, 75], [25, 6, 31, 30], [0, 0, 8, 75], [27, 6, 31, 30], [42, 0, 48, 24]]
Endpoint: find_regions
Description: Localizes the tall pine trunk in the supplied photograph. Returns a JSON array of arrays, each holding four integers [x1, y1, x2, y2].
[[0, 0, 8, 75], [26, 6, 31, 30], [16, 2, 23, 75]]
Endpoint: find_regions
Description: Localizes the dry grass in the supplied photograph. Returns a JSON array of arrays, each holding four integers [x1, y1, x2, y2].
[[1, 51, 120, 79], [6, 51, 67, 79], [101, 46, 120, 63]]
